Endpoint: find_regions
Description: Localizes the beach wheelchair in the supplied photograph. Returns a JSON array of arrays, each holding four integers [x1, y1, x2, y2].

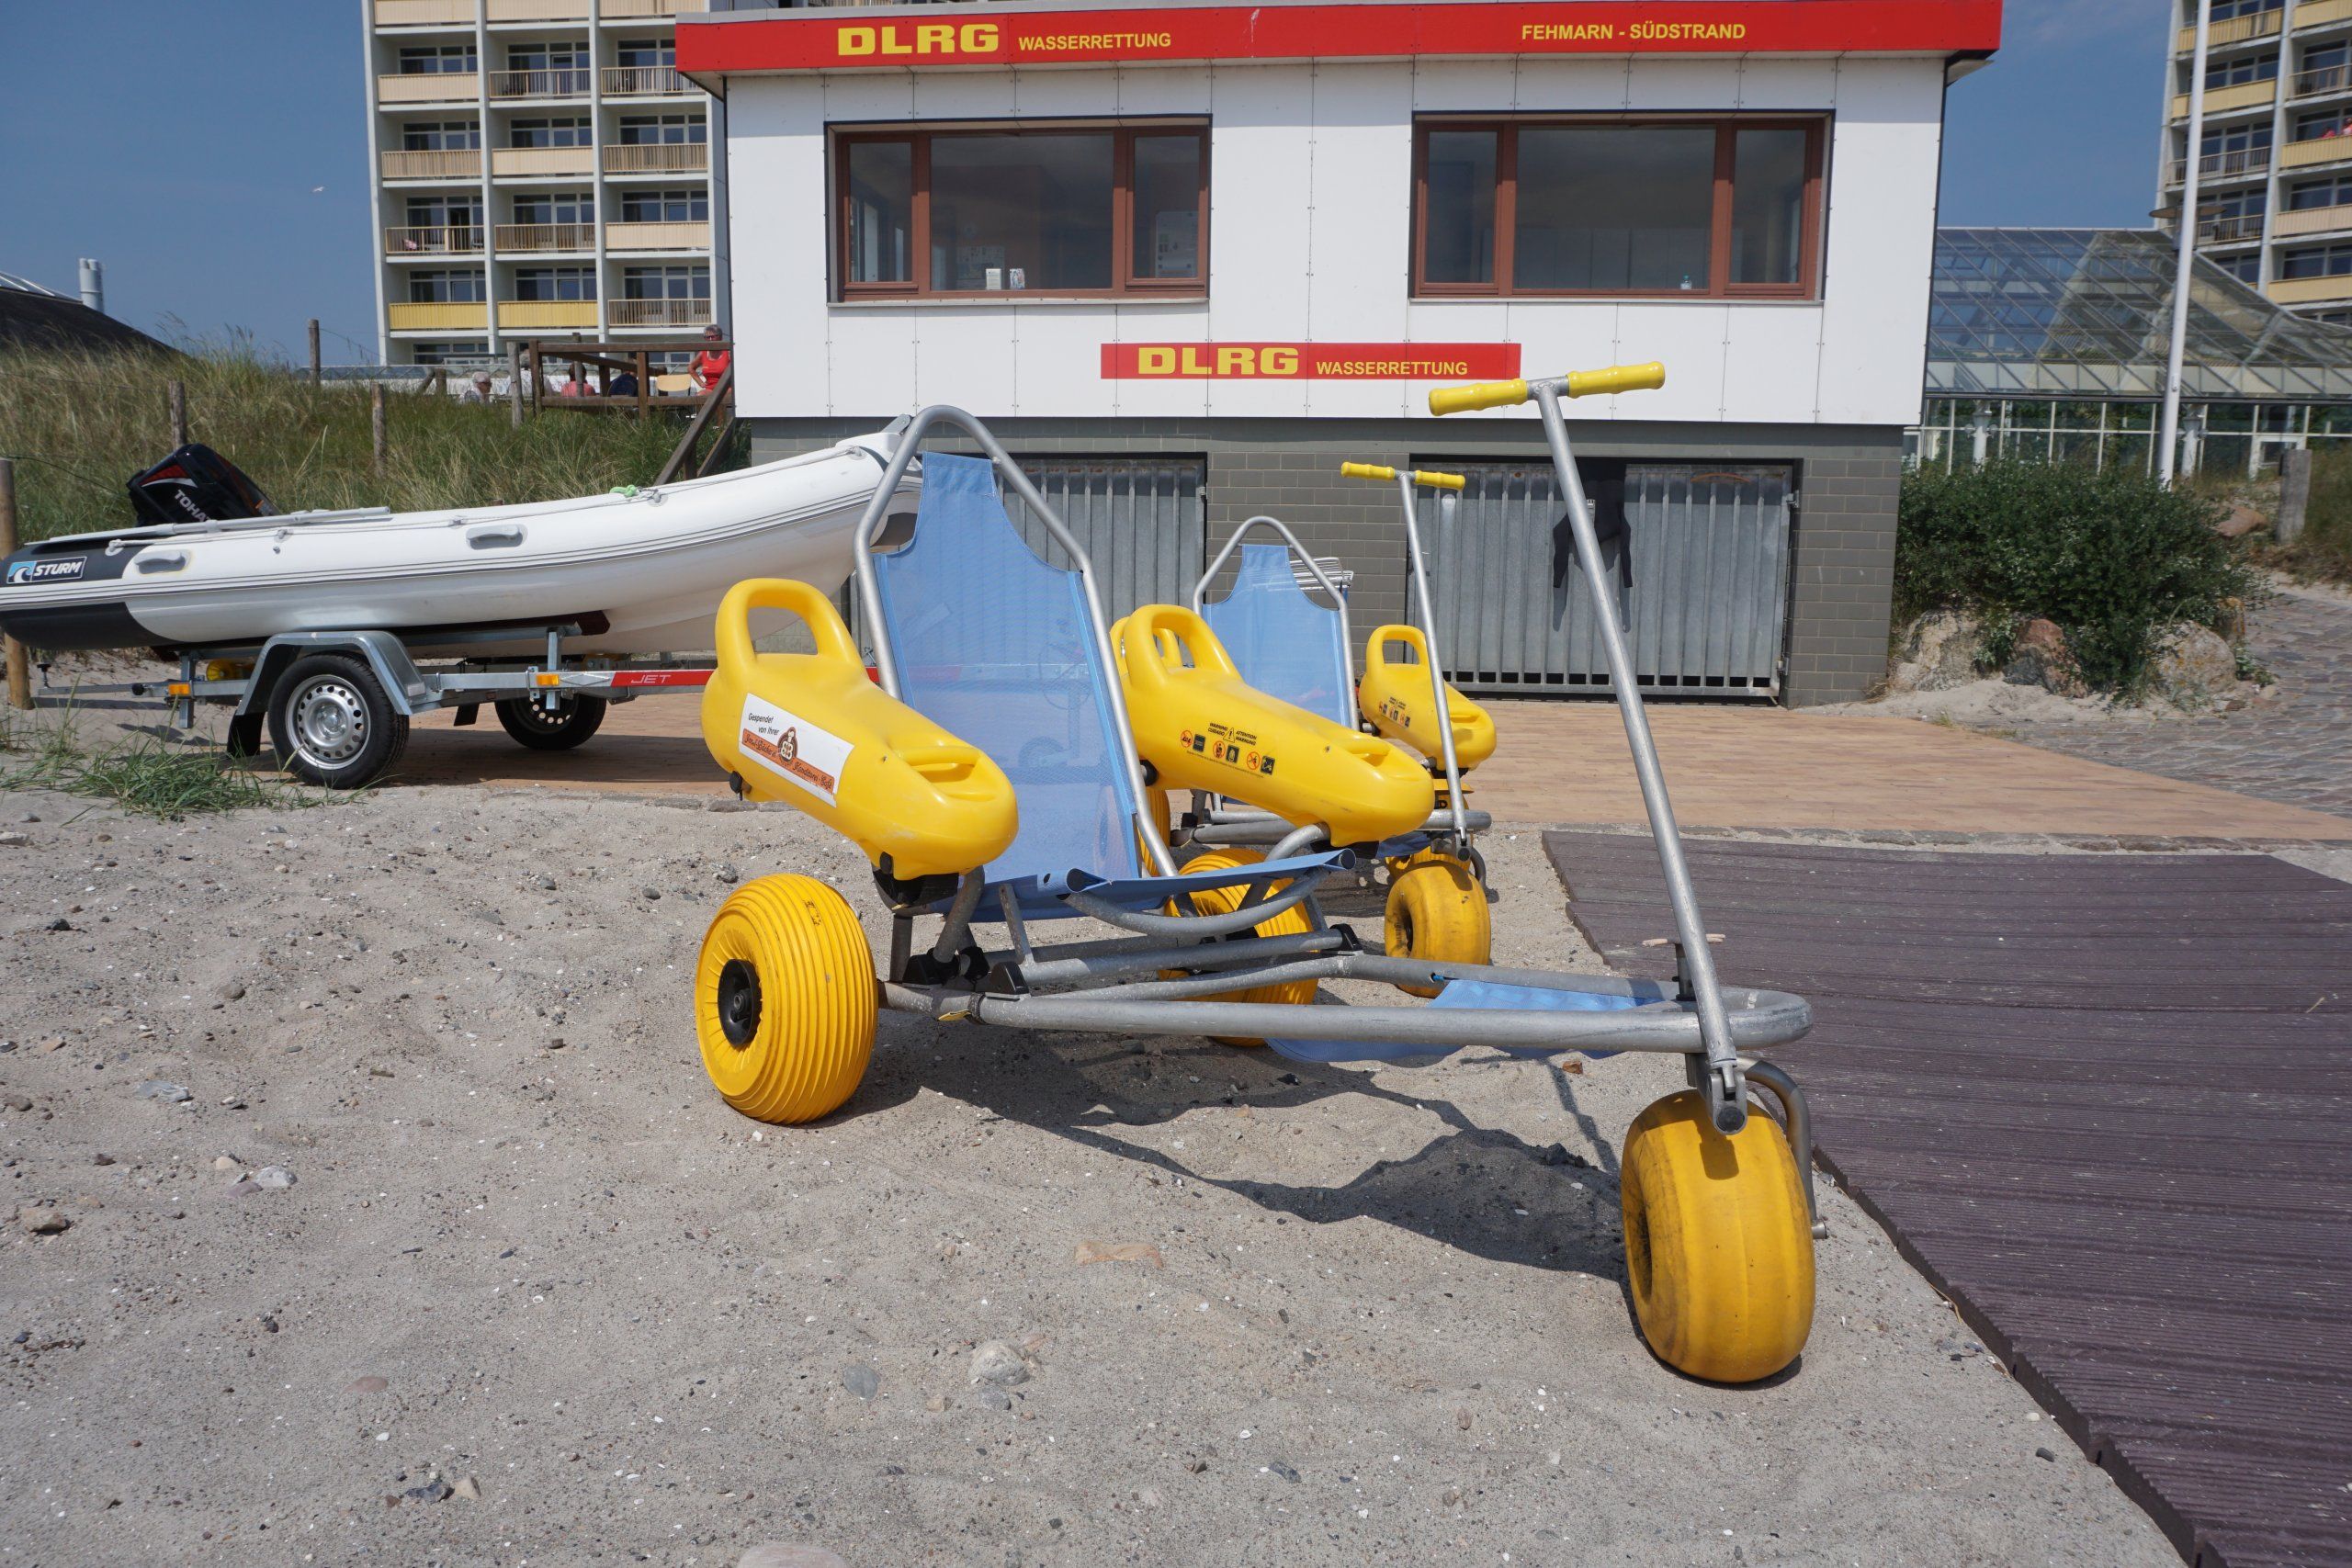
[[1178, 466, 1501, 987], [692, 389, 1823, 1382]]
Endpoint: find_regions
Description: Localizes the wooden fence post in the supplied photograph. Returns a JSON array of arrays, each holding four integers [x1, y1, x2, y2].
[[168, 379, 188, 447], [308, 320, 322, 387], [508, 342, 525, 428], [371, 383, 389, 476], [0, 459, 29, 710]]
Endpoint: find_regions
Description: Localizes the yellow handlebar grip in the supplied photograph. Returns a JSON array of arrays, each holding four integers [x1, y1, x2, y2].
[[1564, 361, 1667, 399], [1428, 378, 1530, 416], [1410, 469, 1466, 491], [1340, 461, 1397, 482]]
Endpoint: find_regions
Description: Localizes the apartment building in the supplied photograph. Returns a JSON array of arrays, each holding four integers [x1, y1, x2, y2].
[[2161, 0, 2352, 323], [362, 0, 731, 367]]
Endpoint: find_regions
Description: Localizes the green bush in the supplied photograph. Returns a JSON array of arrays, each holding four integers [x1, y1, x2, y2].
[[0, 345, 697, 546], [1895, 460, 2262, 696]]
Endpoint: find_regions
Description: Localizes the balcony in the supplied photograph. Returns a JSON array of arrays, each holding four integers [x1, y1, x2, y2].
[[2169, 145, 2273, 185], [605, 141, 707, 174], [485, 0, 590, 19], [2276, 201, 2352, 237], [2293, 62, 2352, 98], [2269, 273, 2352, 305], [2301, 0, 2352, 29], [603, 0, 705, 16], [500, 299, 601, 329], [379, 71, 479, 105], [603, 65, 690, 96], [609, 298, 711, 327], [386, 224, 484, 254], [490, 67, 594, 99], [382, 148, 483, 179], [605, 220, 710, 251], [2198, 212, 2267, 243], [496, 222, 597, 252], [376, 0, 474, 26], [2171, 77, 2281, 119], [492, 144, 596, 176], [2284, 133, 2352, 170], [2176, 8, 2282, 54], [389, 301, 489, 331]]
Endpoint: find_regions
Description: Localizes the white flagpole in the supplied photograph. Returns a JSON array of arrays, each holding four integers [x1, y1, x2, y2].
[[2160, 0, 2213, 484]]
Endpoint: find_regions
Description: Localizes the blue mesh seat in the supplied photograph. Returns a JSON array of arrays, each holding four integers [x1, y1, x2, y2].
[[1201, 542, 1354, 729], [871, 455, 1344, 918]]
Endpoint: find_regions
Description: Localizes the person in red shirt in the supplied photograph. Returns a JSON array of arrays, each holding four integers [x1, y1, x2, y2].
[[690, 325, 731, 393]]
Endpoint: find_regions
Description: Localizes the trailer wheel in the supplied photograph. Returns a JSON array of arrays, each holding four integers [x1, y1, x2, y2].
[[1620, 1089, 1815, 1383], [1163, 848, 1315, 1047], [494, 694, 607, 750], [695, 874, 876, 1124], [266, 653, 409, 789], [1384, 848, 1491, 997]]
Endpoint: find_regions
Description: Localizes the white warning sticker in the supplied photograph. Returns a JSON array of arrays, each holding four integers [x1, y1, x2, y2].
[[738, 694, 853, 807]]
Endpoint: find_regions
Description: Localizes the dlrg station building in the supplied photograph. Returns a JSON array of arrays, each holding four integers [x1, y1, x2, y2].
[[680, 0, 2002, 706]]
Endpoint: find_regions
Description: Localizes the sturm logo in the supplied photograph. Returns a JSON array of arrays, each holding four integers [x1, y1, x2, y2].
[[6, 558, 85, 586]]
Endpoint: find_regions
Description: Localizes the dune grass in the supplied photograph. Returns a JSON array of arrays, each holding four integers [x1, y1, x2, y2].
[[2271, 443, 2352, 586], [0, 709, 322, 819], [0, 345, 696, 544]]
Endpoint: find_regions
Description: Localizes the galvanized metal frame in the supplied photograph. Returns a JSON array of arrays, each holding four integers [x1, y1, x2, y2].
[[1387, 469, 1473, 844], [1191, 513, 1360, 694], [1529, 379, 1745, 1128]]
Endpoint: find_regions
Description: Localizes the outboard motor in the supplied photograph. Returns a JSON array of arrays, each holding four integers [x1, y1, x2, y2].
[[126, 443, 278, 526]]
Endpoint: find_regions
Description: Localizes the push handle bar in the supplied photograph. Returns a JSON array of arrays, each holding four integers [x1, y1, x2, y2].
[[1428, 361, 1667, 416], [715, 577, 862, 675], [1339, 462, 1466, 491]]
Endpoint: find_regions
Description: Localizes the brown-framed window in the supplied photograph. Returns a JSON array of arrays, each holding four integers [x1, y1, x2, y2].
[[834, 121, 1208, 299], [1413, 116, 1827, 299]]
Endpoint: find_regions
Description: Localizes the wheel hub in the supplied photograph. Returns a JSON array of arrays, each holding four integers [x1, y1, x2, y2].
[[290, 678, 368, 765], [716, 958, 763, 1047]]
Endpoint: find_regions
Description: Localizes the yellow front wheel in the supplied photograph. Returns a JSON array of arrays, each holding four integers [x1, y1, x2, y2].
[[695, 874, 877, 1124], [1384, 849, 1491, 997], [1164, 848, 1316, 1047], [1619, 1089, 1815, 1383]]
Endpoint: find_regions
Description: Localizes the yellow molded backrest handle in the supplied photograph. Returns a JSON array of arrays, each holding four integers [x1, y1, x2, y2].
[[1428, 378, 1530, 417], [1120, 604, 1237, 694], [715, 577, 862, 676], [1340, 462, 1467, 491], [1566, 361, 1667, 399], [1368, 624, 1430, 666]]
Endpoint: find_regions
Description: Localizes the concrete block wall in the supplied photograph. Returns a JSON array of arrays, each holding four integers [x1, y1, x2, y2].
[[750, 416, 1906, 706]]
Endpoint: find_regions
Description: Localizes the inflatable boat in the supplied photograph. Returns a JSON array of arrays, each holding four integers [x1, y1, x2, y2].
[[0, 434, 914, 658]]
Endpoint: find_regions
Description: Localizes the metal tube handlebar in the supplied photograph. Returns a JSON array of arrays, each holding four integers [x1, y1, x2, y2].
[[1340, 462, 1465, 491], [1428, 362, 1667, 416]]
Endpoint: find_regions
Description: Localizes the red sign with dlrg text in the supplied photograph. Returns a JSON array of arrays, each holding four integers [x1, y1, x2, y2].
[[1101, 342, 1522, 380]]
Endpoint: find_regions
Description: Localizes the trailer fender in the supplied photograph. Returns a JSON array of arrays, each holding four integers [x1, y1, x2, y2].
[[234, 630, 431, 721]]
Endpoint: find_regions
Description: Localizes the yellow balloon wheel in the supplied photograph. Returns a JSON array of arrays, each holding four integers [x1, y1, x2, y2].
[[1619, 1089, 1815, 1383], [695, 874, 877, 1124], [1384, 848, 1491, 997], [1162, 848, 1317, 1046]]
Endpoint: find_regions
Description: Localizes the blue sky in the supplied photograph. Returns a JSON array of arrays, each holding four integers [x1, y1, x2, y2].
[[0, 1, 2165, 365]]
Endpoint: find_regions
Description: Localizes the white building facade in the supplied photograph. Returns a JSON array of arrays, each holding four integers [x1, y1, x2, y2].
[[684, 0, 2001, 705]]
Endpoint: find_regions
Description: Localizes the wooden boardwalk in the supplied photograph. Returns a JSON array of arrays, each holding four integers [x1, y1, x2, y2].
[[1544, 832, 2352, 1568]]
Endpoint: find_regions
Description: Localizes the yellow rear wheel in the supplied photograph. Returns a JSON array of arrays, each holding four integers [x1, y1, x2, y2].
[[1164, 848, 1316, 1047], [1384, 849, 1491, 997], [695, 874, 877, 1124], [1619, 1089, 1815, 1383]]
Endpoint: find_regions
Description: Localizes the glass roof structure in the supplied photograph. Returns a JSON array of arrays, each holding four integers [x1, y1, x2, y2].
[[1929, 228, 2352, 403]]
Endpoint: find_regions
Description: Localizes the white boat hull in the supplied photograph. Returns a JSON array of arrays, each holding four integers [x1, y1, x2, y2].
[[0, 434, 913, 658]]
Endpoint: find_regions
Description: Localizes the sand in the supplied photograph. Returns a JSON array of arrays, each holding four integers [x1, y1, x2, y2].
[[0, 767, 2188, 1568]]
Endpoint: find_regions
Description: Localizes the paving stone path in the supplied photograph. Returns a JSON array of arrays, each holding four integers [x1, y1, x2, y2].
[[1996, 584, 2352, 823]]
